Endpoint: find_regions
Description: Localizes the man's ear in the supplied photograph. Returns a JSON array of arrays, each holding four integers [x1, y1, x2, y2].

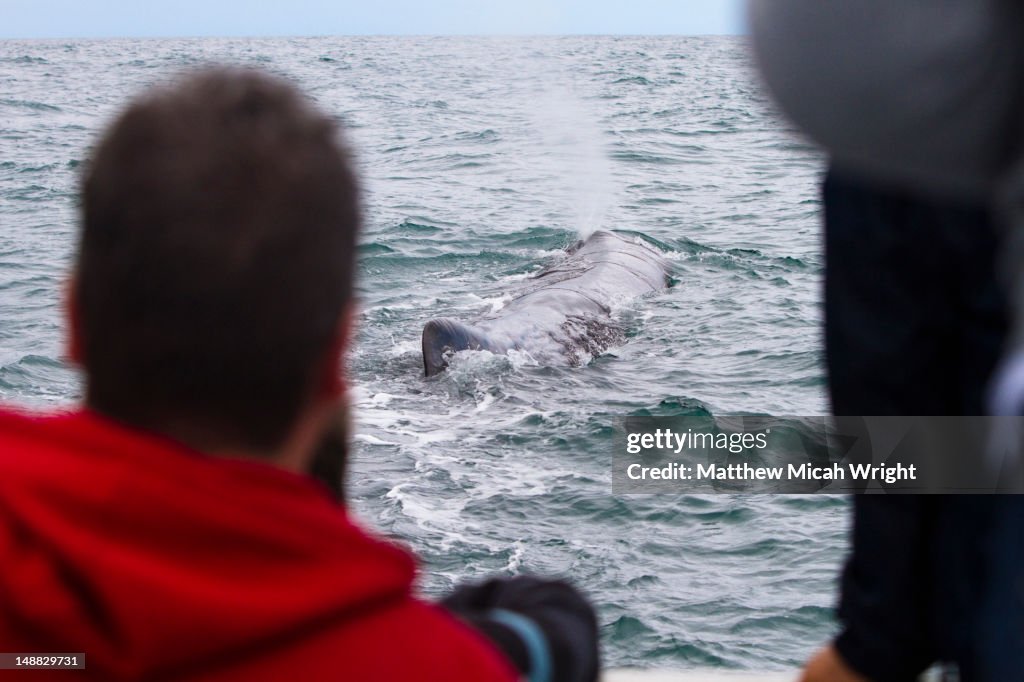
[[319, 303, 356, 400], [64, 274, 84, 366]]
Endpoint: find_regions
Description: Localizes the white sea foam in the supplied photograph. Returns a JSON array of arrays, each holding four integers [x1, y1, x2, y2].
[[353, 433, 400, 446], [505, 540, 526, 573]]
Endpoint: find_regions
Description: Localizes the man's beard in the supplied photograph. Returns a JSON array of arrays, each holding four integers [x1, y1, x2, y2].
[[308, 403, 349, 501]]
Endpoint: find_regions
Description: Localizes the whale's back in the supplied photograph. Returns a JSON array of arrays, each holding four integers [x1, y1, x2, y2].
[[420, 231, 670, 375]]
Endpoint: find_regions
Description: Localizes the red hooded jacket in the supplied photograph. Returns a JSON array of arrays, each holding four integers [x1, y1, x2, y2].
[[0, 408, 518, 681]]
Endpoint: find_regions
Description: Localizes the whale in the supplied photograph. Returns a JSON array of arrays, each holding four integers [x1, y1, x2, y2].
[[422, 230, 670, 376]]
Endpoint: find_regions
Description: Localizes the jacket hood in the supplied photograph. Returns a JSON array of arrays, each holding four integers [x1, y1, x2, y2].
[[0, 408, 416, 679]]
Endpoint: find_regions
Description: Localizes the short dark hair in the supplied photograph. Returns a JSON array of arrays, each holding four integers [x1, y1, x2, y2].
[[76, 68, 360, 451]]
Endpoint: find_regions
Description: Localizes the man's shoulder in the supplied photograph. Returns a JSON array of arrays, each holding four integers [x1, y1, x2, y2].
[[0, 405, 84, 471], [180, 595, 518, 681], [330, 598, 520, 679], [0, 404, 62, 436], [0, 406, 518, 681], [0, 405, 115, 453], [0, 406, 169, 492]]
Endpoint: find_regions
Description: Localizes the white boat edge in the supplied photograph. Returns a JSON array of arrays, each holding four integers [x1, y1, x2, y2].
[[603, 671, 795, 682]]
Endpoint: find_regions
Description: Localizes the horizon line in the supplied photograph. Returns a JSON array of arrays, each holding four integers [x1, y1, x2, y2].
[[1, 31, 744, 41]]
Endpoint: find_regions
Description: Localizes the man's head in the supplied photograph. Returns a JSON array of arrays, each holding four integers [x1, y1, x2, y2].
[[72, 68, 360, 456]]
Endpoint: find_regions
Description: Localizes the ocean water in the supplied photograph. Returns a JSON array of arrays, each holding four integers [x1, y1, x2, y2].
[[0, 36, 846, 671]]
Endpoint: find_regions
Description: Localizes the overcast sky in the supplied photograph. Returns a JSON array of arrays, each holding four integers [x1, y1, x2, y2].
[[2, 0, 745, 39]]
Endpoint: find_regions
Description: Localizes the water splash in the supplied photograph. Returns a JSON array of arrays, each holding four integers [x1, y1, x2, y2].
[[523, 81, 616, 240]]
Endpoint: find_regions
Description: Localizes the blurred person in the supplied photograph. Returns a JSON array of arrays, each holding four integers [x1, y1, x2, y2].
[[750, 2, 1024, 681], [0, 68, 597, 682]]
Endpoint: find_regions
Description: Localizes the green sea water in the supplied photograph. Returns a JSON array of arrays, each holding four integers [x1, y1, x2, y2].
[[0, 36, 845, 671]]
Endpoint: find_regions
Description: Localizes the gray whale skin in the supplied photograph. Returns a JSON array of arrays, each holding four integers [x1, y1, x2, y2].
[[421, 230, 670, 376]]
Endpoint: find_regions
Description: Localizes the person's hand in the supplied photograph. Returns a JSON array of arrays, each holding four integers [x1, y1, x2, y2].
[[800, 645, 870, 682]]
